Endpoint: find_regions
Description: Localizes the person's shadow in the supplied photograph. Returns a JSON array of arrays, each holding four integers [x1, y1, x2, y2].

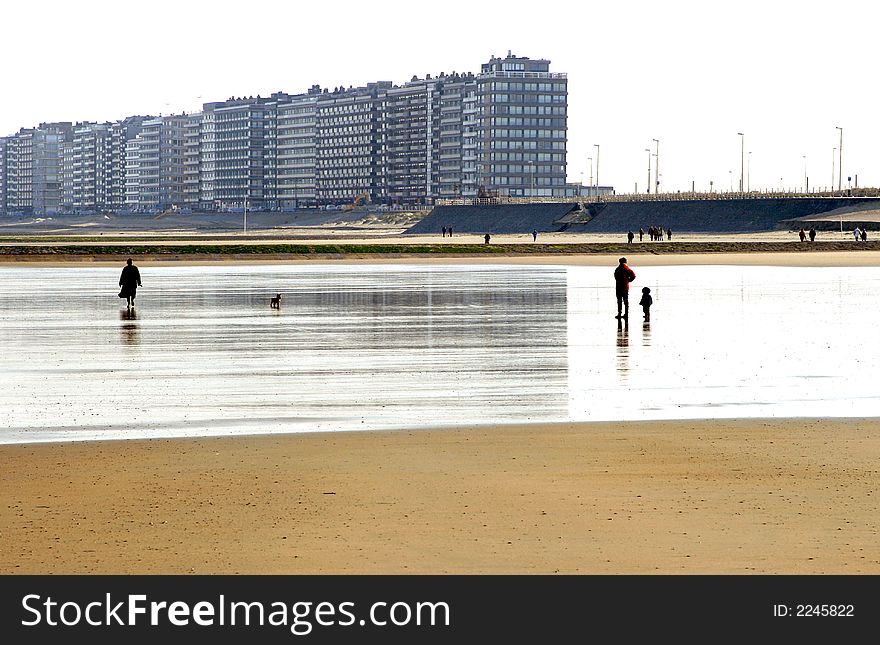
[[119, 308, 140, 346]]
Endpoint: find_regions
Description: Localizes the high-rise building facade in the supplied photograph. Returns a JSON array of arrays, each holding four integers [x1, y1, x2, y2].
[[478, 53, 568, 198], [277, 87, 320, 209], [2, 123, 72, 215], [0, 137, 10, 214], [124, 116, 186, 211], [200, 95, 281, 211], [315, 82, 391, 205], [2, 52, 567, 214]]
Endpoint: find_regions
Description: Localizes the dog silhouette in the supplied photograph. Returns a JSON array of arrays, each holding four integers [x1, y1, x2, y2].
[[270, 293, 282, 309]]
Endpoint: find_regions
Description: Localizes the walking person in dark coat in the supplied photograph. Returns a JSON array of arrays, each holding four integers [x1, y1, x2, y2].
[[118, 258, 142, 309], [809, 227, 816, 242], [627, 230, 634, 244], [613, 257, 636, 320]]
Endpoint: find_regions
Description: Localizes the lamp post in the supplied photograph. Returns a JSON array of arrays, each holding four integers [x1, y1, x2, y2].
[[645, 148, 651, 194], [737, 132, 744, 193], [594, 144, 600, 201], [729, 170, 733, 192], [244, 196, 248, 233], [832, 147, 836, 195], [836, 126, 843, 192], [652, 138, 659, 194], [747, 151, 752, 192], [803, 155, 808, 193], [588, 157, 593, 197]]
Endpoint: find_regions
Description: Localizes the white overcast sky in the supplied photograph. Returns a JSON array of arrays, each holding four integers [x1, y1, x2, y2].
[[2, 0, 878, 193]]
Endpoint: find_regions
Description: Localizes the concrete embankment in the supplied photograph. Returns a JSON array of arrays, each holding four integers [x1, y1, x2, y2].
[[407, 197, 880, 235]]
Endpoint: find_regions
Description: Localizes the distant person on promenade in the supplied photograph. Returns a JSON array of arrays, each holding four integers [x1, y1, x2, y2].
[[799, 228, 806, 242], [862, 228, 868, 242], [448, 226, 453, 238], [639, 227, 644, 242], [809, 227, 816, 242], [442, 226, 447, 238], [532, 229, 538, 242], [639, 287, 653, 322], [666, 228, 672, 241], [484, 233, 491, 245], [627, 230, 634, 244], [613, 257, 636, 320], [853, 227, 862, 242], [118, 258, 142, 309]]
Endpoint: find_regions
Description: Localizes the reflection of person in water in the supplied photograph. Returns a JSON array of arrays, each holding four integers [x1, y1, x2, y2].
[[118, 258, 142, 309], [119, 308, 139, 346], [616, 315, 629, 378]]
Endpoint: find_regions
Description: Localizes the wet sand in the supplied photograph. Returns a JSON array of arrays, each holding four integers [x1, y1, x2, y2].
[[2, 418, 879, 574]]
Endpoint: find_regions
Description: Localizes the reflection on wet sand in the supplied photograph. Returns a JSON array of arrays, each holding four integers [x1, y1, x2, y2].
[[119, 308, 139, 346], [615, 316, 629, 380], [2, 263, 880, 443]]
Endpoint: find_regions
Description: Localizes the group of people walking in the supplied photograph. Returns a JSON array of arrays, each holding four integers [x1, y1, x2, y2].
[[798, 227, 818, 242], [628, 226, 671, 243]]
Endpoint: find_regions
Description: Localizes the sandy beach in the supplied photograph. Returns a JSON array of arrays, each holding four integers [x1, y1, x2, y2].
[[2, 419, 879, 574], [2, 245, 880, 574]]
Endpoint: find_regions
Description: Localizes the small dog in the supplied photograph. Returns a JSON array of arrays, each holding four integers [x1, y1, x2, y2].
[[270, 293, 282, 309]]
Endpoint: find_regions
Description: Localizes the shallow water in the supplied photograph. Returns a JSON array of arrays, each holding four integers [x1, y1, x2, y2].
[[0, 263, 876, 443]]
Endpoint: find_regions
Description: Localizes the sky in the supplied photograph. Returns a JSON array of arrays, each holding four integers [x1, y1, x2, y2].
[[2, 0, 878, 194]]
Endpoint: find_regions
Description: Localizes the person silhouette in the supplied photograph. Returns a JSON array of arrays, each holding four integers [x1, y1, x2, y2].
[[484, 233, 491, 245], [639, 286, 653, 321], [613, 257, 636, 320], [118, 258, 142, 309], [809, 227, 816, 242]]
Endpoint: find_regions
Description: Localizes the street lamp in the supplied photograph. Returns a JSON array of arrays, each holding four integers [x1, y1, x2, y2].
[[803, 155, 808, 193], [729, 170, 733, 192], [587, 157, 593, 196], [737, 132, 744, 193], [836, 126, 843, 192], [645, 148, 651, 194], [594, 144, 600, 201], [832, 147, 836, 194], [652, 138, 659, 194], [747, 151, 752, 192], [244, 195, 248, 233]]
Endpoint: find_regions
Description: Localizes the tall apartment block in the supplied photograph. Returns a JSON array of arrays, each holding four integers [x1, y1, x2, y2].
[[0, 137, 8, 214], [2, 123, 72, 215], [315, 82, 391, 206], [276, 87, 320, 210], [125, 116, 186, 211], [199, 95, 281, 211], [2, 52, 566, 214]]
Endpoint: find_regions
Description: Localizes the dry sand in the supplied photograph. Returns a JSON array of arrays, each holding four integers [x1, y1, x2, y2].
[[2, 419, 879, 575]]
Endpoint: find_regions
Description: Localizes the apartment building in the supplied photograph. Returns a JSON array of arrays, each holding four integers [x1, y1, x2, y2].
[[276, 87, 320, 209], [3, 51, 568, 213], [315, 82, 391, 205], [0, 137, 9, 214], [125, 116, 186, 211]]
